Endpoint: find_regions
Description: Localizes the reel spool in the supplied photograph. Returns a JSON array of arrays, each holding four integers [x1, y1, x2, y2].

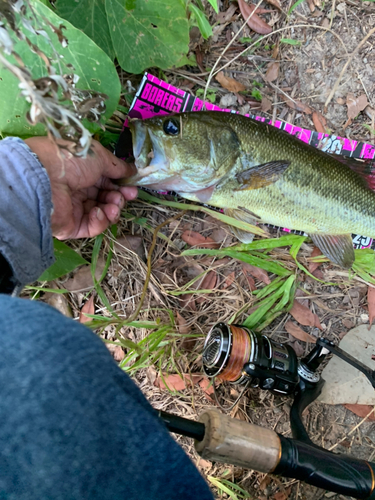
[[202, 323, 299, 394]]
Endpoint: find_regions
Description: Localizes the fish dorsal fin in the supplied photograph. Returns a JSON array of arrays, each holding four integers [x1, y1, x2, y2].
[[328, 153, 375, 191], [310, 233, 354, 268], [224, 207, 261, 243], [236, 160, 291, 190]]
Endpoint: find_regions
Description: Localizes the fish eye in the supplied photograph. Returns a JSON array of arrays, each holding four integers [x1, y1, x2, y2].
[[163, 118, 180, 136]]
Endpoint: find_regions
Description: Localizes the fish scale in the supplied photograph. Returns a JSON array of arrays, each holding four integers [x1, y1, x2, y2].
[[123, 111, 375, 268]]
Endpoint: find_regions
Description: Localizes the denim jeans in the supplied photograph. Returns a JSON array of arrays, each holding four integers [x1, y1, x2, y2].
[[0, 295, 214, 500]]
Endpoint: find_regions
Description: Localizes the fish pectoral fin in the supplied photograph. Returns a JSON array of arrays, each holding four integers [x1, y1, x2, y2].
[[310, 233, 354, 269], [224, 208, 260, 243], [235, 160, 291, 190]]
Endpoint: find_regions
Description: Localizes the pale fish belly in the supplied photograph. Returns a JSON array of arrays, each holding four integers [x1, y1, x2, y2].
[[184, 180, 375, 238]]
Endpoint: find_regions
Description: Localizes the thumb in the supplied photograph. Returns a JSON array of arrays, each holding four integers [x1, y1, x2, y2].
[[75, 206, 110, 239], [90, 140, 136, 180]]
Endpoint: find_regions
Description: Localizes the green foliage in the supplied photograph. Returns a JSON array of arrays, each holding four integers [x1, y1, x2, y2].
[[188, 3, 213, 39], [39, 239, 88, 281], [353, 249, 375, 285], [196, 88, 217, 103], [251, 88, 262, 101], [137, 190, 266, 237], [207, 476, 252, 500], [55, 0, 115, 59], [288, 0, 306, 14], [206, 0, 219, 14], [56, 0, 190, 74], [280, 38, 302, 46], [0, 0, 121, 138]]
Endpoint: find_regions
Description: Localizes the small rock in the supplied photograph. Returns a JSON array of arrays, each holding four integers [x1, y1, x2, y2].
[[219, 93, 238, 108], [336, 2, 345, 13], [361, 313, 369, 323]]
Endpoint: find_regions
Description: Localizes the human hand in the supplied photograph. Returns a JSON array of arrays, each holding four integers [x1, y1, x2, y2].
[[25, 137, 137, 239]]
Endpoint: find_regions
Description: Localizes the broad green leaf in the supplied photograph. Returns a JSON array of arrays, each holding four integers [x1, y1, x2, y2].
[[55, 0, 115, 59], [39, 239, 88, 281], [105, 0, 189, 73], [188, 4, 213, 40], [0, 0, 120, 138]]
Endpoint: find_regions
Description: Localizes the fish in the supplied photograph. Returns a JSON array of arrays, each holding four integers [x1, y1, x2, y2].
[[119, 111, 375, 268]]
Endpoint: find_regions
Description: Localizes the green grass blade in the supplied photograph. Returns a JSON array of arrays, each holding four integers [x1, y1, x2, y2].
[[288, 0, 305, 14], [236, 235, 305, 252], [182, 248, 290, 276], [137, 190, 267, 237]]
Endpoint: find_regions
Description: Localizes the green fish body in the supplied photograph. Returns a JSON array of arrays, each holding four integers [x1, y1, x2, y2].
[[123, 111, 375, 268]]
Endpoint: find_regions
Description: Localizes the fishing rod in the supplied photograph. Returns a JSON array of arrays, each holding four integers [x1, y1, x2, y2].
[[158, 323, 375, 499]]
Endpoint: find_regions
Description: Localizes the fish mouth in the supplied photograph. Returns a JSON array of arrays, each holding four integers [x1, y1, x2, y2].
[[124, 120, 171, 187]]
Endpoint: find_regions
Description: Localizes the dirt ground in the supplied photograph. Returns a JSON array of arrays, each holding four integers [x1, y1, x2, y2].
[[40, 1, 375, 499]]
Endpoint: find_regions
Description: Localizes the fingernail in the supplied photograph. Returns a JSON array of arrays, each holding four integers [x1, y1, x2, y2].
[[96, 207, 104, 221], [114, 207, 120, 220]]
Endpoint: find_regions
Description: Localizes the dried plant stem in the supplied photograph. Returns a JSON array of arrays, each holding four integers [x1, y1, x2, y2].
[[203, 0, 264, 102], [205, 23, 348, 103], [127, 210, 187, 322], [328, 406, 375, 451], [324, 26, 375, 112]]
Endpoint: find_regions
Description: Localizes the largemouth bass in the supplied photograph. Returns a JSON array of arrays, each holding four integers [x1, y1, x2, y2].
[[120, 111, 375, 268]]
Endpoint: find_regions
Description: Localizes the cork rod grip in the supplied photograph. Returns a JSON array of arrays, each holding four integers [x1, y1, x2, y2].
[[194, 410, 281, 473]]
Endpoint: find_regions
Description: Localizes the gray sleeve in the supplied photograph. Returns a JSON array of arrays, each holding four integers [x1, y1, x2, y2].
[[0, 137, 54, 291]]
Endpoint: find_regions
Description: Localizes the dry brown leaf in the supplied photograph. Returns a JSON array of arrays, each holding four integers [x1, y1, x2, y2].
[[237, 0, 272, 35], [285, 321, 316, 343], [259, 475, 272, 491], [114, 235, 142, 254], [106, 343, 126, 362], [265, 61, 279, 82], [342, 319, 355, 329], [155, 373, 203, 391], [265, 0, 282, 8], [113, 345, 125, 362], [308, 246, 323, 274], [179, 294, 196, 311], [176, 311, 190, 335], [199, 377, 215, 401], [210, 228, 228, 243], [312, 111, 327, 134], [200, 270, 217, 290], [181, 230, 220, 248], [261, 96, 272, 112], [344, 404, 375, 421], [222, 271, 236, 289], [273, 487, 292, 500], [215, 71, 246, 93], [79, 294, 95, 323], [242, 262, 271, 284], [198, 458, 212, 469], [290, 300, 323, 330], [346, 93, 368, 120], [44, 287, 73, 317], [368, 286, 375, 329], [282, 96, 312, 114], [64, 258, 105, 292], [217, 3, 238, 23], [196, 271, 217, 303]]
